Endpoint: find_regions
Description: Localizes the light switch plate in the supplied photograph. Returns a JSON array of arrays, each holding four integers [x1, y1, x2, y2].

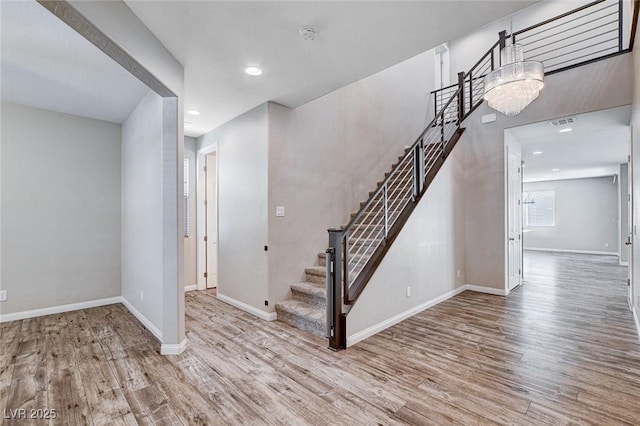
[[276, 206, 285, 217], [0, 290, 7, 302]]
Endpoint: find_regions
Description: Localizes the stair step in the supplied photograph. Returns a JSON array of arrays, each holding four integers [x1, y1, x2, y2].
[[291, 282, 326, 308], [317, 252, 326, 266], [305, 266, 326, 284], [275, 299, 325, 338]]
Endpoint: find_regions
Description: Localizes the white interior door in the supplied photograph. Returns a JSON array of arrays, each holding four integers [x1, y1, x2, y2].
[[507, 147, 523, 291], [628, 134, 634, 307], [205, 153, 218, 289]]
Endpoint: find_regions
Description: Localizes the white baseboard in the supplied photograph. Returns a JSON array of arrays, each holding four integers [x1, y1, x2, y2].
[[464, 284, 508, 296], [0, 296, 122, 323], [217, 293, 277, 321], [525, 247, 619, 256], [346, 286, 467, 347], [346, 284, 511, 347], [119, 297, 163, 341], [184, 284, 198, 292], [161, 338, 187, 355]]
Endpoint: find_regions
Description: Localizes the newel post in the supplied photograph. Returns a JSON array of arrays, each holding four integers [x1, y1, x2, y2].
[[327, 229, 346, 351]]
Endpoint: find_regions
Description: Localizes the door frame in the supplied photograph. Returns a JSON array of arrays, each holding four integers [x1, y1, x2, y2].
[[504, 143, 523, 295], [196, 143, 218, 291]]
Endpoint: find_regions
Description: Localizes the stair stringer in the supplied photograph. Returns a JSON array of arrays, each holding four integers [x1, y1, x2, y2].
[[344, 132, 468, 346]]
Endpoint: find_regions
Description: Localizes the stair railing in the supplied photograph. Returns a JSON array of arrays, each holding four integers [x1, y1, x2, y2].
[[325, 0, 637, 351], [433, 0, 628, 116], [326, 78, 465, 350]]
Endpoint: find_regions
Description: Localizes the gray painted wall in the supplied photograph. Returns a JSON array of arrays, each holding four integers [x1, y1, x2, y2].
[[1, 102, 121, 314], [620, 163, 630, 263], [184, 136, 197, 286], [347, 137, 467, 341], [267, 49, 436, 307], [523, 177, 619, 254], [463, 53, 633, 290], [198, 104, 269, 312], [121, 91, 164, 333], [71, 0, 186, 347]]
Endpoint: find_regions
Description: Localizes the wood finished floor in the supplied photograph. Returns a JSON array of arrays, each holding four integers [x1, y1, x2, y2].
[[2, 250, 640, 425]]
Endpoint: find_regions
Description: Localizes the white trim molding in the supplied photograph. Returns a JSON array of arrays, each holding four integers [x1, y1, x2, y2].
[[161, 339, 187, 355], [620, 261, 629, 266], [0, 296, 121, 323], [633, 306, 640, 338], [347, 286, 467, 347], [525, 247, 619, 256], [217, 293, 277, 321], [465, 284, 508, 296], [346, 284, 510, 347], [119, 297, 163, 341], [184, 284, 198, 292]]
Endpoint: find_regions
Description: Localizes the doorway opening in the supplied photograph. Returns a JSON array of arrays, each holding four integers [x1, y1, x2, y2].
[[505, 106, 633, 308], [197, 145, 218, 290]]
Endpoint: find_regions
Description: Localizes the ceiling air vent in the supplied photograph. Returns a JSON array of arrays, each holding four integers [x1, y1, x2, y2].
[[549, 117, 575, 127]]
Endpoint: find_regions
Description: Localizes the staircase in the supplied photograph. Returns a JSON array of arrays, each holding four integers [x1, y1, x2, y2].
[[275, 142, 448, 337], [275, 253, 327, 337], [277, 0, 636, 347]]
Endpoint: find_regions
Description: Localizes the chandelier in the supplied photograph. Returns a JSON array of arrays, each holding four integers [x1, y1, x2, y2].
[[483, 41, 544, 116]]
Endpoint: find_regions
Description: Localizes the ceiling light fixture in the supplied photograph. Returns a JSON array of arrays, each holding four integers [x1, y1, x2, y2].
[[299, 26, 318, 41], [187, 110, 200, 116], [483, 39, 544, 116], [245, 66, 263, 76], [533, 151, 543, 155], [559, 128, 572, 133], [552, 168, 560, 172]]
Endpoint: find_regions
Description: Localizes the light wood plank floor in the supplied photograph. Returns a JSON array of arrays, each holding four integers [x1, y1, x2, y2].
[[2, 250, 640, 425]]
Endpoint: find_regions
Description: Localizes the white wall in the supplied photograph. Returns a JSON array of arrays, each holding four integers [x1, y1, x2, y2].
[[198, 104, 269, 313], [1, 103, 121, 314], [184, 136, 197, 287], [523, 177, 619, 254], [464, 54, 633, 290], [267, 49, 436, 307], [347, 137, 467, 343], [121, 90, 164, 335]]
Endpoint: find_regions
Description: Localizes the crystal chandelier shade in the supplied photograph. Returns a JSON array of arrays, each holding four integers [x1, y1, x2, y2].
[[483, 42, 544, 116]]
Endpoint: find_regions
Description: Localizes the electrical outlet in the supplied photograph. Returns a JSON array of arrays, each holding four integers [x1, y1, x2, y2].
[[457, 269, 461, 278], [604, 243, 609, 248], [276, 206, 285, 217], [406, 286, 411, 298], [140, 290, 144, 302], [0, 290, 7, 302]]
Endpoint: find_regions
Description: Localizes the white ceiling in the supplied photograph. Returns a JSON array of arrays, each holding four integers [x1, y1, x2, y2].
[[124, 1, 538, 137], [1, 0, 149, 123], [507, 106, 631, 183]]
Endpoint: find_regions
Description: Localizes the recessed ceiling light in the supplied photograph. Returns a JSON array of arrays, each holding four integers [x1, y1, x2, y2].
[[245, 66, 263, 76], [559, 128, 572, 133], [552, 168, 560, 172], [187, 110, 200, 116], [185, 121, 192, 125], [533, 151, 543, 155]]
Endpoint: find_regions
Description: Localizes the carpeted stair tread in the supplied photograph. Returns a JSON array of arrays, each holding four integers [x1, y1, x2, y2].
[[291, 281, 326, 298], [305, 266, 325, 277], [275, 299, 325, 337]]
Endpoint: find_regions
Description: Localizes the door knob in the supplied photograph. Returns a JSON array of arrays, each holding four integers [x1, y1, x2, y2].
[[625, 241, 632, 246], [509, 237, 515, 241]]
